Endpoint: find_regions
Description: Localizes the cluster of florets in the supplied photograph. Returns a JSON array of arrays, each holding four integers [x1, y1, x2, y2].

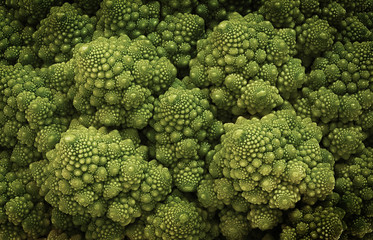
[[70, 35, 177, 129], [0, 63, 73, 149], [149, 83, 224, 192], [32, 3, 96, 64], [0, 0, 372, 239], [186, 12, 305, 115], [30, 123, 172, 227], [198, 110, 335, 230]]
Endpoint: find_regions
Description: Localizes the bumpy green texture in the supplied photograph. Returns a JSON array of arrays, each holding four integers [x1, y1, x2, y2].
[[197, 0, 253, 28], [4, 0, 63, 26], [339, 16, 373, 43], [85, 217, 125, 240], [218, 209, 250, 240], [44, 229, 83, 240], [201, 110, 335, 214], [1, 1, 373, 239], [247, 204, 282, 230], [237, 79, 283, 115], [187, 12, 305, 115], [0, 150, 51, 239], [0, 6, 32, 64], [32, 3, 96, 64], [158, 0, 199, 17], [147, 13, 205, 69], [319, 2, 347, 25], [150, 83, 224, 192], [323, 123, 367, 160], [0, 63, 72, 149], [30, 124, 172, 225], [295, 15, 337, 56], [258, 0, 304, 28], [95, 0, 160, 39], [73, 0, 102, 15], [334, 148, 373, 238], [294, 41, 373, 130], [280, 205, 345, 240], [71, 35, 176, 128], [143, 195, 213, 240]]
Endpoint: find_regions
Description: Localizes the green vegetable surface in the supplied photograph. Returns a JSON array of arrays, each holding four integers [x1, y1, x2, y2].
[[0, 0, 372, 239]]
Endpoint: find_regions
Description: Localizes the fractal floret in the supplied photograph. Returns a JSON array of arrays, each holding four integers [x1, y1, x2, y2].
[[198, 109, 335, 229], [30, 123, 172, 227]]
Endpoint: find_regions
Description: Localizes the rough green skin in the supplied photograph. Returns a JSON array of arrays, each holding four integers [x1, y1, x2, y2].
[[187, 12, 304, 115], [30, 123, 172, 225], [200, 110, 335, 215], [32, 3, 96, 64], [280, 205, 345, 240], [71, 35, 176, 128]]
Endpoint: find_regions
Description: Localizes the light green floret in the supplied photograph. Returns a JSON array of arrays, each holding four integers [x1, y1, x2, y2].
[[335, 147, 373, 239], [85, 217, 125, 240], [308, 87, 340, 123], [172, 159, 205, 192], [297, 41, 373, 125], [219, 209, 250, 240], [10, 143, 41, 167], [45, 229, 83, 240], [258, 0, 304, 28], [323, 124, 366, 160], [339, 16, 373, 43], [247, 205, 282, 231], [280, 205, 344, 240], [34, 123, 68, 153], [197, 178, 225, 211], [32, 3, 96, 64], [95, 0, 160, 39], [238, 79, 283, 115], [158, 0, 198, 17], [295, 15, 337, 56], [125, 220, 146, 240], [0, 63, 72, 149], [144, 195, 212, 240], [71, 35, 177, 128], [186, 12, 305, 115], [150, 83, 223, 192], [0, 150, 51, 239], [147, 13, 205, 69], [200, 109, 335, 224], [319, 2, 346, 25], [30, 122, 172, 225], [277, 58, 306, 100]]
